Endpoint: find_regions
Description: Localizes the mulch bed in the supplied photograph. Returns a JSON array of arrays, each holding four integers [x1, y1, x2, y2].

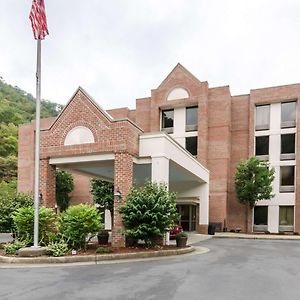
[[0, 241, 186, 257]]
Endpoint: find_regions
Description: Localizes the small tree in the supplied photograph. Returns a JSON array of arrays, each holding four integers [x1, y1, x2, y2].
[[90, 179, 114, 212], [119, 181, 179, 247], [235, 157, 275, 231], [56, 170, 74, 212], [90, 179, 114, 225]]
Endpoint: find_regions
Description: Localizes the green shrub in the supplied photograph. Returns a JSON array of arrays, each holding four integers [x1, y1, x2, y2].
[[119, 181, 179, 247], [0, 188, 33, 233], [13, 206, 57, 245], [56, 170, 74, 212], [4, 240, 27, 255], [96, 246, 113, 254], [176, 232, 188, 240], [59, 204, 102, 250], [47, 240, 69, 257]]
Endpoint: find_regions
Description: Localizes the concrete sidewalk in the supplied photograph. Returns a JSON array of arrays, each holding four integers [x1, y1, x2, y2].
[[214, 232, 300, 240]]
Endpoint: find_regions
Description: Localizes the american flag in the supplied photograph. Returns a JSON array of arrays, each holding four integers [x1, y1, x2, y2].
[[29, 0, 49, 40]]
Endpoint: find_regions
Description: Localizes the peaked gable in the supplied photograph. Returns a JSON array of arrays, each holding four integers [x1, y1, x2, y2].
[[157, 63, 202, 90]]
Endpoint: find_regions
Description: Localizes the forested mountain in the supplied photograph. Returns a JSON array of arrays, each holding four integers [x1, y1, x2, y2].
[[0, 77, 63, 182]]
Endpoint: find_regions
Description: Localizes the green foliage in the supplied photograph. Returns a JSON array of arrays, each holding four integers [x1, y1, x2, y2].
[[0, 156, 17, 182], [59, 204, 102, 250], [119, 181, 179, 247], [0, 123, 18, 157], [4, 240, 27, 255], [13, 206, 57, 246], [0, 78, 64, 182], [47, 240, 69, 257], [90, 179, 114, 213], [96, 246, 113, 254], [235, 157, 275, 208], [0, 79, 63, 125], [0, 185, 33, 232], [176, 231, 188, 240], [56, 170, 74, 212]]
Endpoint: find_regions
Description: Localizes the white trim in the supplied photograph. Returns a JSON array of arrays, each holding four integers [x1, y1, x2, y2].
[[49, 153, 115, 165]]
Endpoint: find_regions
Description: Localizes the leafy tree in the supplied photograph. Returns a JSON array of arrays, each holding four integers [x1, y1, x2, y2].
[[0, 123, 18, 157], [235, 157, 275, 231], [90, 179, 114, 214], [59, 204, 102, 250], [0, 156, 17, 182], [56, 170, 74, 212], [119, 181, 179, 247]]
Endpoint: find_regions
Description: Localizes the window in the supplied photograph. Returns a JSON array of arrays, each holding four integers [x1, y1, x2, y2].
[[255, 105, 270, 130], [167, 88, 189, 101], [161, 109, 174, 133], [281, 101, 296, 128], [255, 136, 269, 159], [186, 106, 198, 131], [280, 166, 295, 192], [64, 126, 95, 146], [186, 136, 197, 156], [281, 134, 295, 160], [253, 206, 268, 232], [279, 206, 294, 232]]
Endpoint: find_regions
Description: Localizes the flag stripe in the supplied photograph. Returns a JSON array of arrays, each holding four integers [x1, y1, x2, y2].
[[29, 0, 49, 40]]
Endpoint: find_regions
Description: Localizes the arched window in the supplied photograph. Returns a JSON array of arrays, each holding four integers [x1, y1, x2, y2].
[[64, 126, 95, 146], [167, 88, 189, 101]]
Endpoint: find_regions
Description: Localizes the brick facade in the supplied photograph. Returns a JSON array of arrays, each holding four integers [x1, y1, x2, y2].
[[18, 63, 300, 238]]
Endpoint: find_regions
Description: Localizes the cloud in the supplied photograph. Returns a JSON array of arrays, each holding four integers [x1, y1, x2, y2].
[[1, 0, 300, 108]]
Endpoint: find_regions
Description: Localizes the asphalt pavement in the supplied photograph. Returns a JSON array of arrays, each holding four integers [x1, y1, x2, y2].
[[1, 238, 300, 300]]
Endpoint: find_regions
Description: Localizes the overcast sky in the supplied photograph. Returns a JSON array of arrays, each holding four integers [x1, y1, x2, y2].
[[1, 0, 300, 109]]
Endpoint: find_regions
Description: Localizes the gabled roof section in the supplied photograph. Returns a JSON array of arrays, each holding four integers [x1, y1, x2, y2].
[[49, 86, 113, 130], [157, 63, 202, 89]]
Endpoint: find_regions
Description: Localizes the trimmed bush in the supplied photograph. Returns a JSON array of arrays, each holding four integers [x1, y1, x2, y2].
[[59, 204, 102, 250], [119, 181, 179, 247], [13, 206, 57, 246]]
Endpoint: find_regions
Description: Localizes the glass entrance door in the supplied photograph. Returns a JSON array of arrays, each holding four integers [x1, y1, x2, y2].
[[177, 205, 196, 231]]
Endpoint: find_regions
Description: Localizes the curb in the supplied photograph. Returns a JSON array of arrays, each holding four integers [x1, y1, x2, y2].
[[0, 246, 194, 264], [213, 234, 300, 241]]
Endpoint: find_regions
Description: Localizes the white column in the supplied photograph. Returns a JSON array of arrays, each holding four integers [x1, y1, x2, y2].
[[199, 183, 209, 226], [268, 205, 279, 233], [151, 156, 169, 188]]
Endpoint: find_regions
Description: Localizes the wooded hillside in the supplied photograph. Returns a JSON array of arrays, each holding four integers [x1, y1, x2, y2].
[[0, 77, 63, 182]]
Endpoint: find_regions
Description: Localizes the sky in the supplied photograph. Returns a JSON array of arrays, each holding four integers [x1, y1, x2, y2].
[[1, 0, 300, 109]]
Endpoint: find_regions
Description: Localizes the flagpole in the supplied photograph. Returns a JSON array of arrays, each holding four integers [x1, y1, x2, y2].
[[33, 36, 41, 248]]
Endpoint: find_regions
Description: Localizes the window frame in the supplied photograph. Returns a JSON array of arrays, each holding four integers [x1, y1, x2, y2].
[[185, 106, 198, 132], [280, 133, 296, 160], [255, 135, 269, 160], [161, 109, 174, 134], [255, 105, 270, 131], [185, 136, 198, 156], [281, 101, 296, 129], [280, 165, 295, 193]]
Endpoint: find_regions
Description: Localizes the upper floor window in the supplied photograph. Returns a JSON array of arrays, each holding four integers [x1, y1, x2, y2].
[[64, 126, 95, 146], [186, 136, 197, 156], [255, 105, 270, 131], [280, 165, 295, 193], [281, 134, 295, 160], [161, 109, 174, 133], [255, 136, 269, 160], [167, 88, 189, 101], [281, 101, 296, 128], [186, 106, 198, 132]]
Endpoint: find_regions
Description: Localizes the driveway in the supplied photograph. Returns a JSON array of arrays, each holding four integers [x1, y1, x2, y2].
[[1, 238, 300, 300]]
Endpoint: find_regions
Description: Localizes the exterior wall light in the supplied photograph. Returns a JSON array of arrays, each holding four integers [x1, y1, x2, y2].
[[114, 190, 122, 201]]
